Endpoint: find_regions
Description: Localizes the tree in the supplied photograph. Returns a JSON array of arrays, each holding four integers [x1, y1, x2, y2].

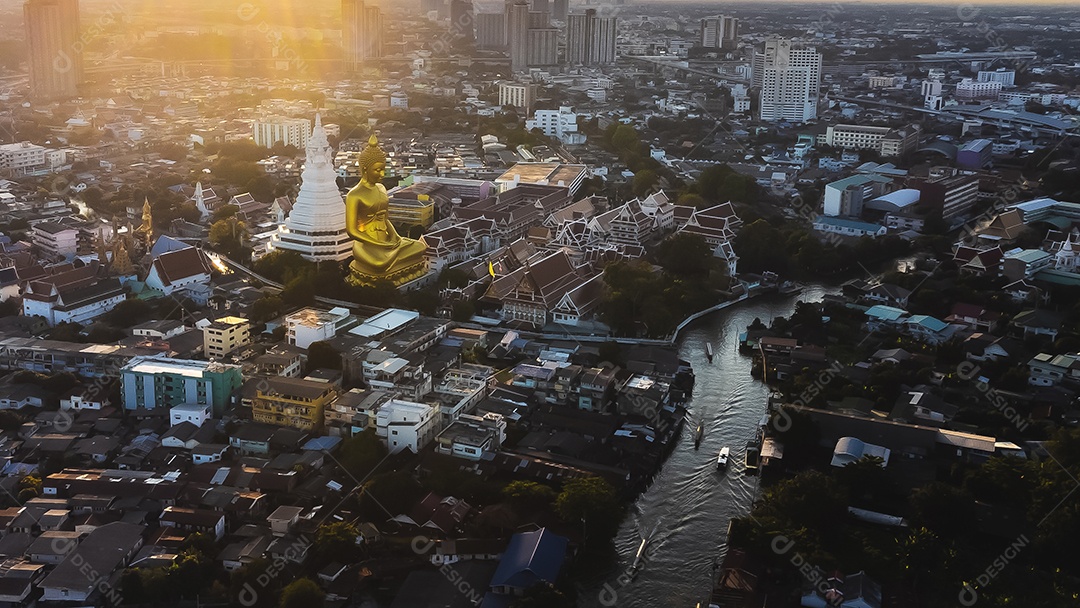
[[279, 578, 324, 608], [654, 233, 713, 277], [313, 521, 361, 566], [364, 471, 425, 518], [17, 475, 41, 502], [554, 476, 617, 523], [610, 125, 641, 156], [451, 300, 475, 322], [211, 203, 240, 223], [305, 341, 342, 373], [909, 482, 977, 535], [675, 193, 707, 209], [339, 429, 388, 480], [632, 169, 659, 197], [503, 481, 557, 508], [209, 216, 248, 261], [251, 295, 284, 323], [103, 298, 153, 328]]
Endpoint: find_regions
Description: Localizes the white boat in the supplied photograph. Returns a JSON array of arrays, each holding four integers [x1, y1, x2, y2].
[[705, 343, 714, 361], [716, 447, 730, 470], [629, 537, 649, 576]]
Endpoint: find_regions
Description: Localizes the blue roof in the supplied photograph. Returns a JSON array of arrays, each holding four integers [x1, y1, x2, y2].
[[302, 436, 343, 451], [865, 305, 907, 321], [908, 315, 948, 332], [488, 528, 567, 591]]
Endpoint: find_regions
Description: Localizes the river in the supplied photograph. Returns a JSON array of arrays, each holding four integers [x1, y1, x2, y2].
[[578, 284, 835, 608]]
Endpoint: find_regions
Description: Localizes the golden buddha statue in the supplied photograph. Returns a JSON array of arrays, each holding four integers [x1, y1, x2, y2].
[[345, 135, 427, 285]]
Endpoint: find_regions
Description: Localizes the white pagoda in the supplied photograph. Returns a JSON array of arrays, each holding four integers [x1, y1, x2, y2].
[[269, 114, 352, 262]]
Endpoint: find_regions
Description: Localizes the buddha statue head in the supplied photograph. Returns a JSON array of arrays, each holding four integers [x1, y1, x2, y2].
[[358, 134, 387, 185]]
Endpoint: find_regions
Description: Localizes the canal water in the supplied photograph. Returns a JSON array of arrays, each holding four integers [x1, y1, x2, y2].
[[579, 285, 834, 608]]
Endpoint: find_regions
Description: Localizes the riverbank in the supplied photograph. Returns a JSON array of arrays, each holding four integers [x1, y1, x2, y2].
[[576, 285, 836, 608]]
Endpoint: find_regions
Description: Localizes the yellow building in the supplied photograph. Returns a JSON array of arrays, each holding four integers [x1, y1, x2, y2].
[[252, 377, 337, 432], [388, 195, 435, 230], [202, 316, 251, 359]]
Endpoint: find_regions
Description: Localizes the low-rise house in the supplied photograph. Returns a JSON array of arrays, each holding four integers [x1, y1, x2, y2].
[[252, 376, 337, 432], [28, 530, 80, 564], [161, 421, 212, 450], [192, 443, 230, 464], [219, 534, 272, 572], [0, 383, 48, 410], [0, 562, 44, 604], [861, 283, 911, 308], [904, 315, 957, 345], [171, 402, 212, 428], [22, 262, 126, 327], [578, 366, 617, 412], [60, 384, 110, 411], [267, 506, 304, 537], [377, 399, 438, 454], [946, 303, 1000, 332], [800, 570, 882, 608], [435, 413, 506, 460], [864, 305, 907, 331], [1012, 309, 1063, 340], [1028, 353, 1080, 387], [890, 390, 959, 427], [39, 522, 145, 604], [1003, 248, 1054, 282], [963, 333, 1019, 363], [485, 528, 568, 601], [144, 246, 214, 304], [430, 538, 506, 566], [392, 492, 472, 535], [831, 436, 891, 468], [159, 506, 226, 541]]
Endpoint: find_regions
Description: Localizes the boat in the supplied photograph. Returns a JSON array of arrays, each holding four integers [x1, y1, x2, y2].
[[716, 447, 730, 470], [778, 281, 802, 296], [629, 537, 649, 577], [694, 422, 704, 449], [745, 442, 760, 473], [705, 342, 714, 361]]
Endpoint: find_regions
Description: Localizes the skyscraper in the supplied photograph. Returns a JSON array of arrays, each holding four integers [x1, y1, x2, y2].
[[449, 0, 475, 43], [527, 26, 559, 67], [566, 9, 617, 66], [505, 0, 530, 72], [24, 0, 82, 100], [755, 38, 821, 124], [551, 0, 569, 22], [476, 12, 506, 50], [700, 15, 738, 50], [343, 0, 383, 71], [270, 115, 353, 263]]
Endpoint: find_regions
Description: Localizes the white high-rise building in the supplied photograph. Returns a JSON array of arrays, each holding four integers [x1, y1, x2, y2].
[[956, 78, 1002, 101], [755, 38, 821, 124], [343, 0, 383, 70], [269, 115, 353, 263], [977, 69, 1015, 87], [253, 117, 312, 149]]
